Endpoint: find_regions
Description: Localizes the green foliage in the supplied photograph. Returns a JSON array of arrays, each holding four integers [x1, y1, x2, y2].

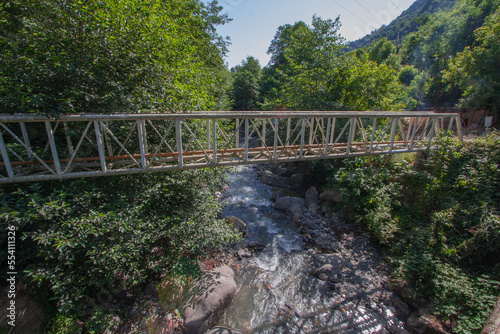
[[261, 16, 405, 111], [445, 7, 500, 112], [333, 133, 500, 332], [349, 0, 457, 50], [1, 169, 240, 315], [230, 56, 262, 110], [45, 314, 81, 334], [368, 38, 397, 65], [0, 0, 231, 114]]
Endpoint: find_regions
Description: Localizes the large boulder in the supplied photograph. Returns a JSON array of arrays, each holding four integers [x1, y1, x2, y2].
[[274, 197, 305, 211], [319, 189, 343, 204], [305, 187, 319, 207], [181, 266, 237, 334], [227, 216, 246, 232], [258, 170, 289, 189]]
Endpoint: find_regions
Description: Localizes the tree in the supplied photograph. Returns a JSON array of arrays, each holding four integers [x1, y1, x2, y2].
[[262, 15, 345, 110], [0, 0, 231, 114], [230, 56, 262, 110], [445, 7, 500, 113], [261, 16, 404, 111], [368, 37, 397, 65]]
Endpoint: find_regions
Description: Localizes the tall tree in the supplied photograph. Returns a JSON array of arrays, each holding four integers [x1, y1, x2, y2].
[[230, 56, 262, 110], [445, 7, 500, 113], [0, 0, 231, 114]]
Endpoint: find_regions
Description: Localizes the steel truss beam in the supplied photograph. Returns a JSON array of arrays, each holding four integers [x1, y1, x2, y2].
[[0, 111, 462, 183]]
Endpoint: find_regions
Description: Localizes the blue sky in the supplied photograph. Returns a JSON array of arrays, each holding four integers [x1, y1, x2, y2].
[[215, 0, 416, 68]]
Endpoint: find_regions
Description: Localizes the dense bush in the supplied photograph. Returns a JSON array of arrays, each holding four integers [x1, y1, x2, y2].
[[0, 169, 240, 321], [333, 132, 500, 333]]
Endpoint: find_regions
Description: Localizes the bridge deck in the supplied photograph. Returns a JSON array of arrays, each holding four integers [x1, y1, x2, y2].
[[0, 111, 462, 183]]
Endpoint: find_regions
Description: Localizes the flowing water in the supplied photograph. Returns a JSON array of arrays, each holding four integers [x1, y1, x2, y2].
[[217, 165, 403, 333]]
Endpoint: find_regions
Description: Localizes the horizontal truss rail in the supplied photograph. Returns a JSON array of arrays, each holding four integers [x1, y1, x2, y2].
[[0, 111, 462, 183]]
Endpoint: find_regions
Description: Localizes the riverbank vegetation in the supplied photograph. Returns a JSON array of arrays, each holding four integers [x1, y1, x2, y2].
[[331, 133, 500, 332]]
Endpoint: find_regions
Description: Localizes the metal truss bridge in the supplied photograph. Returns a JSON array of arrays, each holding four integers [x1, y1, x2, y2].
[[0, 111, 462, 183]]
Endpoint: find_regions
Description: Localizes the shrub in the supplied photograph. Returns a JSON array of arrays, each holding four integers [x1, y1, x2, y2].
[[332, 132, 500, 332]]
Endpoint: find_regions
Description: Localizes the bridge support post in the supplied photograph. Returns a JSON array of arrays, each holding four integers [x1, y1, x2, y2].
[[94, 121, 107, 172], [273, 118, 278, 161], [347, 118, 356, 154], [176, 120, 183, 167], [45, 121, 61, 175], [389, 118, 398, 152], [244, 119, 249, 162], [212, 119, 217, 164], [0, 130, 14, 178], [325, 118, 332, 157], [137, 120, 147, 169]]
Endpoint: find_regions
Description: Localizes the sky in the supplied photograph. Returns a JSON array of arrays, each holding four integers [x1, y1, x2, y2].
[[215, 0, 416, 68]]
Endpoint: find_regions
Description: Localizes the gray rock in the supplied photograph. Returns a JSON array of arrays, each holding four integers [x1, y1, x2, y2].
[[274, 197, 306, 211], [312, 264, 337, 281], [286, 203, 304, 217], [270, 190, 283, 202], [308, 203, 320, 214], [227, 216, 246, 232], [181, 266, 237, 334], [259, 170, 289, 189], [387, 325, 412, 334], [319, 189, 343, 204], [391, 298, 410, 317], [247, 241, 266, 251], [236, 249, 252, 258], [305, 186, 320, 207], [313, 254, 347, 270], [314, 233, 341, 252], [407, 312, 450, 334]]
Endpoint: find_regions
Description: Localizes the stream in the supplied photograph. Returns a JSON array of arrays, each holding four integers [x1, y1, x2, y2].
[[216, 165, 409, 333]]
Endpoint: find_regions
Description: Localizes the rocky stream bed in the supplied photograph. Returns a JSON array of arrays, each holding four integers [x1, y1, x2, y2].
[[121, 163, 451, 334]]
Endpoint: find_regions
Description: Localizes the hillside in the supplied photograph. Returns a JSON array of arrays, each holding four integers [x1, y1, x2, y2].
[[349, 0, 457, 50]]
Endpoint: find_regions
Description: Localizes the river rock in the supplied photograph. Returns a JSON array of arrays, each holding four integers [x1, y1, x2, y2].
[[312, 264, 338, 281], [274, 197, 305, 211], [406, 313, 450, 334], [259, 170, 289, 189], [319, 189, 343, 204], [270, 190, 284, 202], [313, 253, 347, 270], [313, 233, 341, 252], [286, 203, 304, 217], [227, 216, 246, 232], [181, 266, 237, 334], [247, 241, 266, 251], [305, 186, 319, 207], [308, 203, 320, 215]]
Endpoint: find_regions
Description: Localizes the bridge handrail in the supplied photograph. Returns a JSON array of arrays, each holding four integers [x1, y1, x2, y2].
[[0, 111, 459, 122]]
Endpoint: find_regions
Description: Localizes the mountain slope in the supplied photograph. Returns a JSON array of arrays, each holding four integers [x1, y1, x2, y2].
[[349, 0, 457, 50]]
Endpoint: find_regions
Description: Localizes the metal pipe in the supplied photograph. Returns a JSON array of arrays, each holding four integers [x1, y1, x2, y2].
[[94, 120, 107, 172]]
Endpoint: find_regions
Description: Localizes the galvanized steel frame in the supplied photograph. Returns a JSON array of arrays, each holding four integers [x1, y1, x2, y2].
[[0, 111, 462, 183]]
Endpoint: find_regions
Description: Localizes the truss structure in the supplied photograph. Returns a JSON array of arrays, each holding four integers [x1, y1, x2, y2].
[[0, 111, 462, 183]]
